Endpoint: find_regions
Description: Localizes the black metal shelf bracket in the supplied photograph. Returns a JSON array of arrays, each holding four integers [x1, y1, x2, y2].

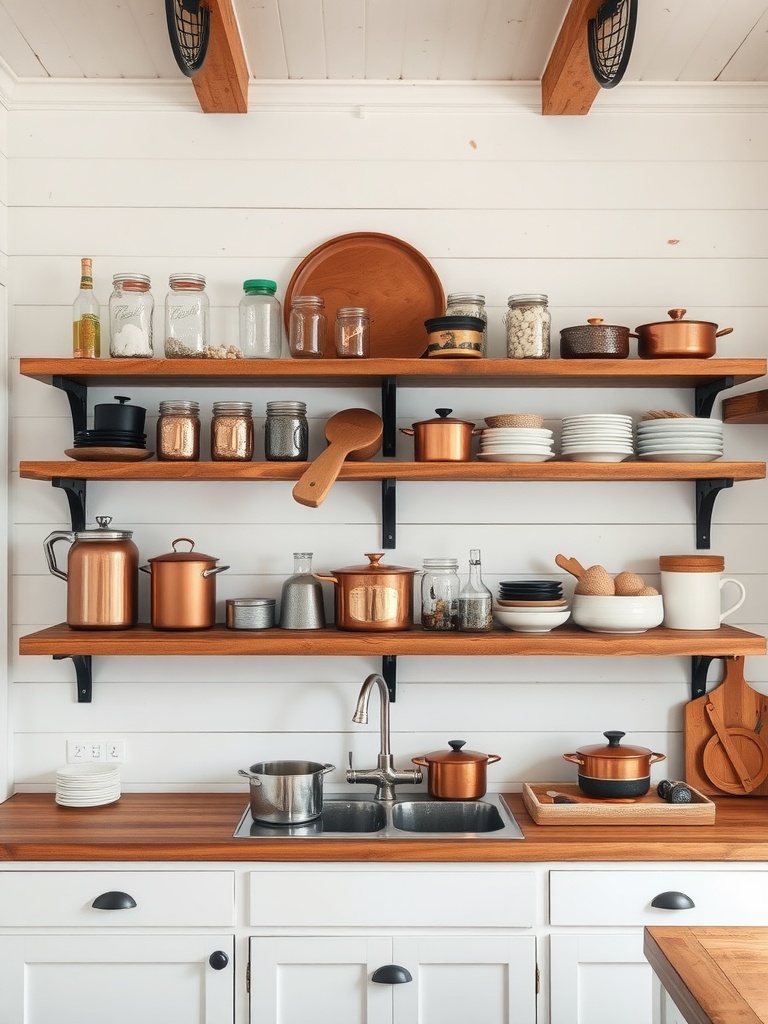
[[695, 376, 734, 418], [382, 654, 397, 702], [54, 654, 93, 703], [382, 478, 396, 549], [53, 478, 87, 532], [381, 376, 397, 457], [695, 477, 732, 549], [52, 375, 88, 437], [690, 654, 724, 701]]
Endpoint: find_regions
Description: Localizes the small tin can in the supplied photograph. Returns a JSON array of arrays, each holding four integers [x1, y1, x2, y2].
[[226, 598, 276, 630]]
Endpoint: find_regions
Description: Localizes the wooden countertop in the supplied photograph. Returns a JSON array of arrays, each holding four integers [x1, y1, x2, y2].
[[2, 792, 768, 862], [645, 927, 768, 1024]]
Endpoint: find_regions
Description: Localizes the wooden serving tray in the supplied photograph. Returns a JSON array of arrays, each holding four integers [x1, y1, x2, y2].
[[522, 782, 716, 825]]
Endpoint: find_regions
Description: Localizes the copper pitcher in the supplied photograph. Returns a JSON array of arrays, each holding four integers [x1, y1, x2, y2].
[[44, 516, 139, 629]]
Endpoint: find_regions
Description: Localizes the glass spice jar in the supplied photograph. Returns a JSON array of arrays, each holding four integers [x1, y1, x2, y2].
[[504, 294, 551, 359], [164, 273, 210, 358], [421, 558, 460, 631], [445, 293, 487, 356], [458, 549, 493, 633], [109, 274, 154, 357], [289, 295, 326, 358], [211, 401, 254, 461], [156, 400, 200, 462], [264, 400, 309, 461], [335, 306, 370, 358]]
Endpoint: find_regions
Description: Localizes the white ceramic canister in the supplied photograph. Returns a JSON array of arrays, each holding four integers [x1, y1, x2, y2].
[[659, 554, 746, 630]]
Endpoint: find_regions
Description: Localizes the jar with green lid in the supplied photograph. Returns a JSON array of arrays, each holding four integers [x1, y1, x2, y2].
[[504, 294, 550, 359], [445, 293, 487, 356], [239, 279, 283, 359]]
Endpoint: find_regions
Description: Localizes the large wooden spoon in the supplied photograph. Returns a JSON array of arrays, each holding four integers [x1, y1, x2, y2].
[[555, 554, 586, 579], [292, 408, 383, 508]]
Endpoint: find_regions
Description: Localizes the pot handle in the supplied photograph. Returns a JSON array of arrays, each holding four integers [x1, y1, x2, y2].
[[649, 752, 667, 764], [314, 573, 338, 584], [202, 565, 230, 578], [411, 756, 429, 767], [43, 531, 75, 581], [238, 768, 262, 786], [628, 332, 639, 339], [321, 763, 335, 774], [139, 564, 151, 575], [715, 327, 734, 338], [486, 754, 501, 764], [399, 428, 415, 437], [471, 427, 484, 436], [562, 753, 585, 766]]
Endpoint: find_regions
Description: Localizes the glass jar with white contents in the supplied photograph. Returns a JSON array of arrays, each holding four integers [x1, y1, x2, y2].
[[504, 294, 551, 359], [164, 274, 210, 358], [445, 293, 487, 356], [109, 274, 154, 357]]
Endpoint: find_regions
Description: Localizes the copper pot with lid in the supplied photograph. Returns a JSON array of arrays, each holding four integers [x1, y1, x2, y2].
[[400, 409, 482, 462], [316, 553, 416, 631], [563, 730, 666, 798], [140, 537, 229, 630], [634, 309, 733, 358], [412, 740, 501, 799]]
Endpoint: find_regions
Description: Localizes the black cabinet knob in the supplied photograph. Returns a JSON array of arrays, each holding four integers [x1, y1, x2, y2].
[[209, 950, 229, 971], [651, 890, 695, 910], [371, 964, 413, 985], [91, 891, 137, 911]]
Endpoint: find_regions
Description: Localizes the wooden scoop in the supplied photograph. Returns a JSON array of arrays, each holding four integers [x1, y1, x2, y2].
[[555, 554, 586, 580], [292, 408, 383, 508]]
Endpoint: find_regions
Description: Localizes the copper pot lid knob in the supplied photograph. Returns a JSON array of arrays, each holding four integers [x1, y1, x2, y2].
[[435, 408, 452, 419], [668, 308, 687, 321], [587, 318, 604, 325], [605, 730, 625, 746]]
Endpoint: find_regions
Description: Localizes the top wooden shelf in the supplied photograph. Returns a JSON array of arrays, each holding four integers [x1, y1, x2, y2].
[[19, 357, 768, 390], [723, 389, 768, 424]]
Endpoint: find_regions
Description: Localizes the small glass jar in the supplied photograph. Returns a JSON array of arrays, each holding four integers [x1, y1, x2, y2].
[[164, 273, 210, 358], [335, 306, 370, 358], [445, 293, 487, 356], [109, 274, 153, 357], [421, 558, 460, 631], [504, 294, 551, 359], [458, 548, 493, 633], [289, 295, 326, 358], [239, 279, 282, 358], [211, 401, 254, 461], [156, 400, 200, 462], [264, 400, 309, 461]]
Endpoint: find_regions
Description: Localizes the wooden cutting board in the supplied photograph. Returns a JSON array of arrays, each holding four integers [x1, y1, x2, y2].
[[684, 656, 768, 796]]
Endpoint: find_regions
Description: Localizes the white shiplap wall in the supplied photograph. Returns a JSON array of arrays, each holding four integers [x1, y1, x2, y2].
[[5, 85, 768, 796], [1, 86, 10, 800]]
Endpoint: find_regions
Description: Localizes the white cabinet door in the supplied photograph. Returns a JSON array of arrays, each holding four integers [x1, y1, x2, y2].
[[550, 933, 652, 1024], [249, 935, 536, 1024], [0, 934, 234, 1024]]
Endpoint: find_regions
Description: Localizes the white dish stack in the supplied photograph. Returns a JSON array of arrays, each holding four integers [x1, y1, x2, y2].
[[55, 764, 121, 807], [636, 417, 724, 462], [559, 414, 634, 462], [478, 427, 555, 463]]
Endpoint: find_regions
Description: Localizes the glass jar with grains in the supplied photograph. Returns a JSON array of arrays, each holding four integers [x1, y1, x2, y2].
[[504, 294, 551, 359], [109, 274, 154, 357], [421, 558, 460, 631], [164, 274, 210, 358], [211, 401, 254, 461], [156, 400, 200, 462], [445, 293, 487, 356]]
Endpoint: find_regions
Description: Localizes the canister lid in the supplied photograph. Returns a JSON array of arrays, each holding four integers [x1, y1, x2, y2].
[[243, 279, 277, 293], [148, 537, 219, 563], [412, 408, 476, 427], [420, 740, 495, 765], [159, 400, 200, 415], [446, 292, 485, 305], [332, 553, 417, 575], [507, 293, 548, 305], [112, 273, 151, 287], [212, 401, 253, 414], [75, 515, 133, 541], [575, 731, 652, 759], [169, 273, 206, 287], [659, 555, 725, 572]]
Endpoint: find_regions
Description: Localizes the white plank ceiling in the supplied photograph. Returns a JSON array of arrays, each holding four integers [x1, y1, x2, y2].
[[0, 0, 765, 85]]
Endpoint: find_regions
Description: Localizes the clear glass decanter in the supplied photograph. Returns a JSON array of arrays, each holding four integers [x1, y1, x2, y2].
[[458, 548, 493, 632], [278, 552, 326, 630]]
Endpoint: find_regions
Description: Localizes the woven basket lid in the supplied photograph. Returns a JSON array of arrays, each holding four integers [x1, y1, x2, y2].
[[659, 555, 725, 573]]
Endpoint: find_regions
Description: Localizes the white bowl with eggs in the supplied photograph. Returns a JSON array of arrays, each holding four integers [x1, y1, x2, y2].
[[571, 594, 664, 634]]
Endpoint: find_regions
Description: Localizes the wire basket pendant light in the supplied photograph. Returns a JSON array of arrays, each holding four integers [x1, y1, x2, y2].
[[588, 0, 638, 88]]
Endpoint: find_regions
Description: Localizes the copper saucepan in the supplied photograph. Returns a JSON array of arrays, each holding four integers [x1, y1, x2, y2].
[[412, 740, 501, 799], [634, 309, 733, 359], [140, 537, 229, 630], [563, 730, 665, 798], [316, 553, 417, 631], [400, 408, 482, 462]]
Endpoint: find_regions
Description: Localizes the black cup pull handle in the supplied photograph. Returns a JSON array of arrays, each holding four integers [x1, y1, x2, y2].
[[91, 890, 137, 911], [209, 951, 229, 971], [651, 890, 695, 910], [371, 964, 413, 985]]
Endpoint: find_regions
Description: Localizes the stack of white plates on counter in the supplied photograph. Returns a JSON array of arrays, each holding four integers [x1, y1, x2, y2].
[[636, 417, 724, 462], [55, 764, 121, 807], [478, 427, 555, 463], [559, 414, 634, 462]]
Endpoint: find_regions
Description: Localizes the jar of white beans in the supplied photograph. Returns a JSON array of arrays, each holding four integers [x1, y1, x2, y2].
[[504, 294, 550, 358]]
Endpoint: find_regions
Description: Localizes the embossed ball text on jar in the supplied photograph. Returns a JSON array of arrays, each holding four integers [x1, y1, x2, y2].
[[109, 274, 154, 357], [164, 274, 211, 358], [156, 400, 201, 462], [289, 295, 326, 358], [211, 402, 254, 462]]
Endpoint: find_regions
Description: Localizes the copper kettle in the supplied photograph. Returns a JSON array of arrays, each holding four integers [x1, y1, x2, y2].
[[44, 516, 139, 629]]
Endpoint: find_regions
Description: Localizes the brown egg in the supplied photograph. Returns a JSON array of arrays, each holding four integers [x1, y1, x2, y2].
[[613, 571, 646, 596], [635, 585, 659, 596], [574, 565, 615, 596]]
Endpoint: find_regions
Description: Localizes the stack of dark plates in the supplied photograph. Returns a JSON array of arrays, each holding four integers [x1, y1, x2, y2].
[[73, 428, 147, 449], [497, 579, 565, 608]]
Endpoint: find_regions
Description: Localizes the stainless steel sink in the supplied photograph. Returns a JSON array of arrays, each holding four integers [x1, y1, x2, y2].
[[234, 793, 525, 839]]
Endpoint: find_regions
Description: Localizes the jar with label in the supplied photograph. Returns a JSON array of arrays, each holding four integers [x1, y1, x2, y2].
[[335, 306, 370, 358], [458, 549, 493, 632], [421, 558, 460, 631], [211, 401, 254, 461], [504, 294, 551, 359], [164, 274, 210, 358], [264, 401, 309, 461], [445, 293, 487, 356], [239, 279, 283, 358], [109, 274, 154, 357], [156, 400, 200, 462], [289, 295, 326, 358]]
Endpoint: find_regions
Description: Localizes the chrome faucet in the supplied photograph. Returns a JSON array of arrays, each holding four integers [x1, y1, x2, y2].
[[347, 672, 422, 800]]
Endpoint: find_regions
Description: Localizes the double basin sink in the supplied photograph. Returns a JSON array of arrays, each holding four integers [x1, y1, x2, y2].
[[234, 792, 525, 840]]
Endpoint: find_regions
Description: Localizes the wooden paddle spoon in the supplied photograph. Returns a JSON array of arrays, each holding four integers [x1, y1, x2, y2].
[[292, 408, 383, 508], [555, 554, 586, 580]]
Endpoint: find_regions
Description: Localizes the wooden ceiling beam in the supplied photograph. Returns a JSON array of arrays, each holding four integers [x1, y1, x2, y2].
[[541, 0, 603, 116], [192, 0, 249, 114]]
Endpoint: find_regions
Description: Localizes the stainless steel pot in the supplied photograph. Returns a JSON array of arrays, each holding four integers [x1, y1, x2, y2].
[[412, 740, 501, 800], [562, 730, 666, 797], [140, 537, 229, 630], [238, 760, 335, 824]]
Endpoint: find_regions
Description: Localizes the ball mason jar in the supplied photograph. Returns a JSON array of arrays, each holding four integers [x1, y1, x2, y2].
[[164, 273, 210, 358], [421, 558, 460, 631], [504, 294, 551, 359], [445, 293, 487, 356], [264, 400, 309, 461], [156, 400, 201, 462], [289, 295, 326, 358], [211, 401, 254, 461], [335, 306, 370, 358], [109, 274, 153, 357]]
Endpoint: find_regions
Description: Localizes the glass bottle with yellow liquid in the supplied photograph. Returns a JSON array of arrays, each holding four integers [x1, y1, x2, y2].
[[72, 257, 101, 358]]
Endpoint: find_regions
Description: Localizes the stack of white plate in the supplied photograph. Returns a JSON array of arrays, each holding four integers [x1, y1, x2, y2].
[[55, 764, 121, 807], [636, 417, 724, 462], [559, 414, 634, 462], [478, 427, 555, 463]]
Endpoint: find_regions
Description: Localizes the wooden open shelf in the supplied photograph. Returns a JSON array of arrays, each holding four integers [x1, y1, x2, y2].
[[723, 389, 768, 424]]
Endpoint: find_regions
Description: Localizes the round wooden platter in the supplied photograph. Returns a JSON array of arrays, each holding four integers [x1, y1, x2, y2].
[[65, 448, 154, 462], [284, 231, 445, 359]]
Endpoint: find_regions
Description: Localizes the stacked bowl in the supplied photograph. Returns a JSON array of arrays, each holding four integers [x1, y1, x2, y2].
[[559, 414, 634, 462], [494, 579, 571, 633], [479, 417, 555, 463], [636, 416, 724, 462]]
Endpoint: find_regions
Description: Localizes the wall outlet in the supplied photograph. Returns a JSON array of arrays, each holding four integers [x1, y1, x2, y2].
[[106, 740, 126, 763], [66, 739, 126, 764]]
